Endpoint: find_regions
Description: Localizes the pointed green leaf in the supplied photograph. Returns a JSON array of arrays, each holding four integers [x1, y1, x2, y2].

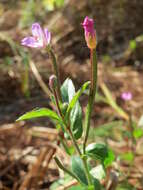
[[61, 78, 75, 103], [66, 81, 90, 114], [93, 178, 101, 190], [71, 156, 88, 185], [70, 102, 83, 139], [17, 108, 63, 124], [86, 143, 108, 162], [61, 78, 83, 139], [104, 149, 115, 167]]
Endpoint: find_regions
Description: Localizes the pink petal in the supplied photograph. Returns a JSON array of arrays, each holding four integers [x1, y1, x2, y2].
[[44, 29, 51, 44], [21, 37, 43, 48], [31, 23, 44, 40]]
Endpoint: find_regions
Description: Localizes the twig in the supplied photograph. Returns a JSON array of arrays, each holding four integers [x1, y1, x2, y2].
[[29, 60, 51, 98]]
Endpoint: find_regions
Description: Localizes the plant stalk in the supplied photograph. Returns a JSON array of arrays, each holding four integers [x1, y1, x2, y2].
[[49, 48, 62, 101], [83, 49, 97, 154], [52, 72, 93, 185], [54, 156, 79, 181], [67, 127, 92, 185]]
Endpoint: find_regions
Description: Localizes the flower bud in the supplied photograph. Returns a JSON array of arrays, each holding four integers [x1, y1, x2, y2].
[[82, 16, 97, 49], [121, 92, 132, 101], [61, 102, 68, 115], [49, 75, 57, 90]]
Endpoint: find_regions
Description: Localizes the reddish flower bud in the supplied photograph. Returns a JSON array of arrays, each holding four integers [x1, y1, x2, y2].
[[82, 16, 97, 49], [49, 75, 57, 90]]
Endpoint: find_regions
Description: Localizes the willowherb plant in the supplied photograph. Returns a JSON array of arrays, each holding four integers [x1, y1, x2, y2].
[[17, 17, 114, 190]]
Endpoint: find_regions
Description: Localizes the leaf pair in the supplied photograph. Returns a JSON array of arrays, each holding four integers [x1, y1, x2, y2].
[[61, 78, 90, 139], [17, 78, 90, 141]]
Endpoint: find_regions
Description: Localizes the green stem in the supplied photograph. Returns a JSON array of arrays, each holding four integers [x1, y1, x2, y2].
[[49, 48, 62, 101], [67, 127, 92, 185], [68, 127, 82, 156], [53, 88, 63, 118], [83, 49, 97, 154], [52, 75, 93, 185], [54, 156, 79, 181]]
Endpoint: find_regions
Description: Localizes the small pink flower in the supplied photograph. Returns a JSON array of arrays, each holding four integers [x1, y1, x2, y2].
[[121, 92, 132, 101], [21, 23, 51, 48], [82, 16, 96, 49]]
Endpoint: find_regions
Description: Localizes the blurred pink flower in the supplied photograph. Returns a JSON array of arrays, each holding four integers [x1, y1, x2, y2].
[[121, 92, 132, 101], [82, 16, 96, 49], [21, 23, 51, 48]]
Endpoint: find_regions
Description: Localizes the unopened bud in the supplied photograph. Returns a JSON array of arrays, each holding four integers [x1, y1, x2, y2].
[[82, 16, 97, 49], [61, 102, 68, 115], [49, 75, 57, 90]]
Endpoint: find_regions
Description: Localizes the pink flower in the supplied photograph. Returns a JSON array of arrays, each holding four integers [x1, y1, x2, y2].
[[21, 23, 51, 48], [121, 92, 132, 101], [82, 16, 96, 49]]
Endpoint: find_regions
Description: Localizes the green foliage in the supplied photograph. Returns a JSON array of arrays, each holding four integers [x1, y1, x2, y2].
[[129, 40, 137, 51], [86, 143, 108, 162], [68, 186, 86, 190], [120, 152, 134, 163], [61, 78, 83, 139], [133, 128, 143, 139], [70, 102, 83, 139], [116, 181, 137, 190], [90, 165, 106, 181], [104, 149, 115, 168], [19, 0, 36, 28], [61, 78, 75, 103], [17, 108, 63, 124], [89, 121, 123, 139], [42, 0, 65, 11], [66, 81, 90, 115], [92, 178, 101, 190], [71, 156, 88, 185], [50, 174, 73, 190]]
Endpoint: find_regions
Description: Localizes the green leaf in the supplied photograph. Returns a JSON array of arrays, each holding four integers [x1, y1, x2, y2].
[[17, 108, 62, 124], [61, 78, 75, 103], [50, 174, 73, 190], [133, 128, 143, 139], [70, 102, 83, 139], [61, 78, 83, 139], [104, 149, 115, 167], [66, 81, 90, 114], [86, 143, 108, 162], [55, 0, 65, 7], [90, 165, 106, 181], [68, 185, 86, 190], [71, 156, 88, 185], [93, 178, 101, 190]]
